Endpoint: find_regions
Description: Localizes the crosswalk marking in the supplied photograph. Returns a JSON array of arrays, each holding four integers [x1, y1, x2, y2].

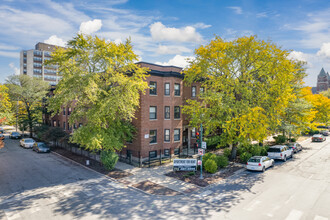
[[285, 209, 303, 220], [314, 215, 328, 220]]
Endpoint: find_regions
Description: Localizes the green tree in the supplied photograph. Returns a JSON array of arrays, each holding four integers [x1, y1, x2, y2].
[[6, 75, 49, 137], [320, 88, 330, 99], [183, 36, 305, 159], [46, 34, 149, 152]]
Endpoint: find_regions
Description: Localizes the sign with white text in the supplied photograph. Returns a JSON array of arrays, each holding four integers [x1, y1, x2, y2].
[[173, 159, 197, 171]]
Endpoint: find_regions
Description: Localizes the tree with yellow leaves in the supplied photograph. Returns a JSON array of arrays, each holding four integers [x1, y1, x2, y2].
[[183, 36, 306, 159], [0, 84, 13, 124]]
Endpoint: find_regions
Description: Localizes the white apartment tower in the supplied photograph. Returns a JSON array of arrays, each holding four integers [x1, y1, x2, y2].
[[20, 42, 62, 85]]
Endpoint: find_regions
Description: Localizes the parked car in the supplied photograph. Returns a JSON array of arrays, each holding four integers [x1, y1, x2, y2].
[[33, 142, 50, 153], [286, 142, 303, 153], [9, 132, 21, 139], [312, 134, 326, 142], [320, 130, 329, 136], [20, 138, 35, 149], [246, 156, 274, 172], [0, 127, 4, 134], [267, 145, 293, 161], [0, 134, 4, 140]]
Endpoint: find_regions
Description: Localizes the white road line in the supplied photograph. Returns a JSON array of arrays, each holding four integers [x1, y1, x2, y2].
[[244, 200, 261, 211], [266, 205, 281, 217], [285, 195, 294, 204], [4, 209, 20, 220], [314, 215, 328, 220], [285, 209, 303, 220]]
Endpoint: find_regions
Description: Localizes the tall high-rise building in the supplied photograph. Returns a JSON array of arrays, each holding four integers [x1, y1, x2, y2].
[[20, 42, 63, 85]]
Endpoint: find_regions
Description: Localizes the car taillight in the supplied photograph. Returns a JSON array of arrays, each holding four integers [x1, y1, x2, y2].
[[293, 147, 295, 149], [246, 162, 249, 165], [280, 153, 282, 157], [319, 138, 322, 140], [258, 163, 261, 166]]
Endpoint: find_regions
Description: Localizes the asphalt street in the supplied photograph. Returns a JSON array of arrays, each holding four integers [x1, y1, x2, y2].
[[0, 136, 329, 220]]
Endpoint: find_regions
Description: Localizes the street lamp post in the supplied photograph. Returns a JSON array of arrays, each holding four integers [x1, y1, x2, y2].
[[200, 123, 204, 179]]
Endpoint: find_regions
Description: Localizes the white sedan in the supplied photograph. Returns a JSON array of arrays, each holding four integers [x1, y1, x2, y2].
[[246, 156, 274, 172], [20, 138, 35, 149]]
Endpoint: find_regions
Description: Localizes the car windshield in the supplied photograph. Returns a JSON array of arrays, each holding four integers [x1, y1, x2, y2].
[[286, 143, 294, 147], [25, 139, 33, 143], [248, 158, 260, 163], [12, 132, 19, 135], [268, 148, 281, 152], [39, 143, 48, 148]]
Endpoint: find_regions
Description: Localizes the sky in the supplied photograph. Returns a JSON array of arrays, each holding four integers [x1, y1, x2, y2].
[[1, 0, 330, 86]]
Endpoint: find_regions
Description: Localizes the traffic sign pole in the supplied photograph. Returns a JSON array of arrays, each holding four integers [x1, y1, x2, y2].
[[200, 123, 203, 179]]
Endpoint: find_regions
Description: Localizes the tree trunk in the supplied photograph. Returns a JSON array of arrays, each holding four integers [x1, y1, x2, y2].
[[230, 143, 238, 160], [26, 106, 33, 138]]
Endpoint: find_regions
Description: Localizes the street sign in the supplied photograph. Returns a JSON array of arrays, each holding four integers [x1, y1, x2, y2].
[[198, 148, 204, 156], [198, 160, 202, 165], [202, 141, 207, 149], [173, 159, 197, 171]]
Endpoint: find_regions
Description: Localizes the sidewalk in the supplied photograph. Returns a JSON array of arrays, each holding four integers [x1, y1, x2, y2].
[[115, 161, 200, 194]]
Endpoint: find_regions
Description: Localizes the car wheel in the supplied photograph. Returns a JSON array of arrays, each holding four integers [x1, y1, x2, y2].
[[291, 152, 293, 158], [283, 155, 287, 162], [262, 166, 265, 172], [272, 161, 275, 167]]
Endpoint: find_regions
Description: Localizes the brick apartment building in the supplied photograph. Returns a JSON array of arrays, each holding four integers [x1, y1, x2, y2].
[[45, 62, 202, 164]]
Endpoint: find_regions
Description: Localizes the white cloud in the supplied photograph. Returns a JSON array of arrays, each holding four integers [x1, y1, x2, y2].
[[0, 51, 19, 58], [9, 62, 19, 75], [79, 19, 102, 35], [150, 22, 202, 43], [44, 35, 67, 47], [288, 51, 308, 62], [193, 22, 212, 29], [155, 55, 194, 68], [256, 12, 268, 18], [0, 44, 19, 50], [156, 45, 192, 55], [227, 7, 243, 15], [317, 42, 330, 59]]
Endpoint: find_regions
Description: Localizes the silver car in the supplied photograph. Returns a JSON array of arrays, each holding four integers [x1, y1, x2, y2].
[[286, 143, 303, 153], [20, 138, 35, 149], [246, 156, 274, 172]]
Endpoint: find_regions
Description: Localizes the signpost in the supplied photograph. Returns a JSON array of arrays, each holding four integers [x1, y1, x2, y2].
[[173, 159, 197, 171], [202, 141, 207, 149]]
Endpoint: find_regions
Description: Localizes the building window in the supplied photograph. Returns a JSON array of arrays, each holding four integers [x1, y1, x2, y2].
[[79, 123, 82, 127], [63, 122, 66, 130], [164, 129, 170, 142], [164, 149, 170, 156], [73, 124, 77, 129], [149, 150, 157, 158], [191, 128, 196, 138], [150, 130, 157, 144], [150, 81, 157, 95], [68, 108, 71, 115], [174, 129, 180, 141], [174, 148, 180, 155], [164, 83, 170, 96], [174, 106, 180, 119], [174, 83, 180, 96], [200, 87, 204, 94], [164, 106, 170, 119], [192, 86, 196, 97], [63, 107, 66, 115], [67, 123, 70, 130], [53, 120, 56, 127], [149, 106, 157, 119]]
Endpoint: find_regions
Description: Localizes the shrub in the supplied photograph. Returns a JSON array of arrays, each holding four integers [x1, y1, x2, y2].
[[216, 155, 229, 168], [202, 152, 212, 164], [204, 159, 218, 174], [260, 146, 269, 156], [223, 148, 231, 159], [289, 138, 296, 142], [274, 135, 286, 144], [100, 151, 119, 170], [240, 152, 252, 163]]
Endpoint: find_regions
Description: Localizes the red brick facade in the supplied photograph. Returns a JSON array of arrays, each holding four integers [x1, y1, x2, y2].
[[44, 62, 202, 163]]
